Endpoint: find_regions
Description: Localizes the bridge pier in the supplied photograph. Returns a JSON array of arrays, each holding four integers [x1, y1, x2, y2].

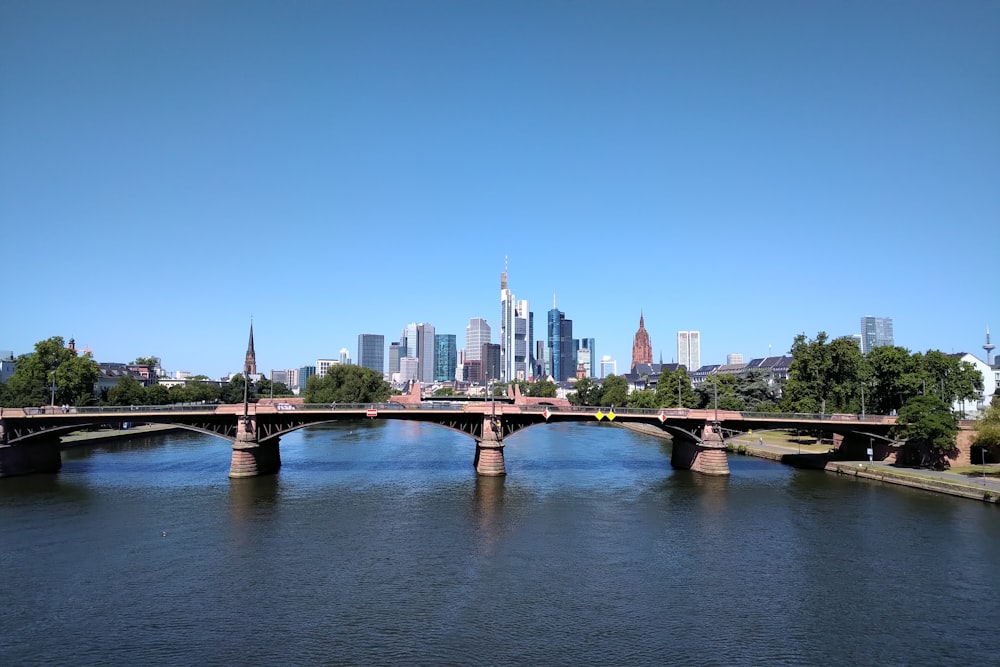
[[229, 415, 281, 478], [475, 414, 506, 476], [670, 423, 730, 476], [0, 438, 62, 478]]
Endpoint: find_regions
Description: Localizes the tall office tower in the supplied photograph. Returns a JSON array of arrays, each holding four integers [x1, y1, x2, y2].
[[358, 334, 385, 373], [465, 318, 491, 362], [534, 340, 546, 379], [677, 331, 701, 372], [984, 327, 995, 365], [547, 307, 574, 381], [434, 334, 457, 382], [399, 357, 420, 383], [339, 348, 351, 365], [579, 338, 596, 377], [599, 355, 617, 378], [388, 342, 402, 374], [577, 347, 591, 378], [401, 322, 437, 382], [727, 353, 744, 365], [631, 313, 653, 370], [482, 343, 501, 382], [285, 368, 299, 391], [499, 263, 531, 382], [860, 316, 894, 354], [298, 365, 316, 391]]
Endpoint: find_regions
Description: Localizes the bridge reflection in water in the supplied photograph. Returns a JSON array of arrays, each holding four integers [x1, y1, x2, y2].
[[0, 401, 898, 480]]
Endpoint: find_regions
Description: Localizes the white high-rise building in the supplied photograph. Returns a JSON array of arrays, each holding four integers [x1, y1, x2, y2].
[[401, 322, 436, 383], [677, 331, 701, 372], [465, 318, 491, 361], [499, 264, 530, 383], [860, 316, 894, 355], [339, 348, 351, 365], [599, 355, 617, 378]]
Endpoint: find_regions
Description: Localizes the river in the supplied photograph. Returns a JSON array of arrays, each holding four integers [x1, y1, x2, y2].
[[1, 421, 997, 665]]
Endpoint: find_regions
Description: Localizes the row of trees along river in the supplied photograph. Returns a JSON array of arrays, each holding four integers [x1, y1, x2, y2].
[[2, 333, 998, 467]]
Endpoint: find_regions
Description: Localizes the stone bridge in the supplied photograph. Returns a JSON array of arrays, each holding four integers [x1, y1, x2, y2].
[[0, 400, 899, 480]]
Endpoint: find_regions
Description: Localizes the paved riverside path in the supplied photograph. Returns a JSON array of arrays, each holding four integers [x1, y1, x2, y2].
[[727, 435, 1000, 503], [60, 424, 180, 446]]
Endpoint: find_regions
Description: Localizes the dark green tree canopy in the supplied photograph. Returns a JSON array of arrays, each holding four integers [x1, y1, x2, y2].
[[893, 394, 959, 468], [304, 365, 390, 404], [598, 375, 628, 408], [1, 336, 99, 407]]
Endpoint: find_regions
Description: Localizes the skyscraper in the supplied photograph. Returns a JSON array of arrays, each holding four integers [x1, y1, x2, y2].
[[465, 318, 491, 362], [631, 313, 652, 370], [434, 334, 457, 382], [677, 331, 701, 372], [860, 317, 894, 354], [401, 322, 436, 382], [499, 262, 530, 382], [357, 334, 385, 373], [547, 307, 574, 381], [388, 342, 402, 375]]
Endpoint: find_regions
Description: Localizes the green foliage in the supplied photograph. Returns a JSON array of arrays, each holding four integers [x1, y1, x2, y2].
[[304, 365, 390, 404], [655, 367, 697, 409], [865, 345, 923, 414], [107, 375, 146, 406], [131, 356, 160, 369], [974, 402, 1000, 452], [144, 384, 170, 405], [782, 332, 862, 413], [0, 336, 99, 407], [526, 379, 557, 398], [695, 374, 745, 411], [568, 377, 600, 406], [433, 386, 455, 396], [893, 394, 959, 467], [168, 380, 221, 404], [627, 388, 657, 409], [599, 374, 628, 407]]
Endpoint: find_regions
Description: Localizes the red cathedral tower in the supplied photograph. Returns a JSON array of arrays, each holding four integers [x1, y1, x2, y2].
[[631, 313, 653, 371]]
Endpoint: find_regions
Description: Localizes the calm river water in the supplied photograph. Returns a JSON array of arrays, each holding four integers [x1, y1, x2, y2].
[[1, 421, 998, 665]]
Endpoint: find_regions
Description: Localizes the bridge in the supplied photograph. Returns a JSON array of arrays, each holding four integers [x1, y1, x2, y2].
[[0, 399, 899, 480]]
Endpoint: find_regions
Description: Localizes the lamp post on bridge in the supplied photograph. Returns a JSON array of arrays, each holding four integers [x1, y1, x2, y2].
[[49, 355, 59, 408]]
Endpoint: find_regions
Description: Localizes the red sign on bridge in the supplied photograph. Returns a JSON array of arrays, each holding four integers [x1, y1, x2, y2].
[[366, 409, 378, 418]]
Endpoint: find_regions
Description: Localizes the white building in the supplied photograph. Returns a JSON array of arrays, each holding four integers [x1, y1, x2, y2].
[[599, 355, 617, 378], [316, 358, 338, 378], [677, 331, 701, 374], [339, 348, 351, 365], [465, 317, 491, 362], [401, 322, 435, 383], [499, 266, 530, 383], [952, 353, 996, 419]]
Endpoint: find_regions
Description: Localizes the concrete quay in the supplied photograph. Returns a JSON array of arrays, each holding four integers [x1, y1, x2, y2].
[[726, 437, 1000, 505]]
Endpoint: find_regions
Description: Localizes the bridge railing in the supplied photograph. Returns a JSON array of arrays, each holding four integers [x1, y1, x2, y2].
[[65, 404, 222, 414], [739, 411, 894, 423]]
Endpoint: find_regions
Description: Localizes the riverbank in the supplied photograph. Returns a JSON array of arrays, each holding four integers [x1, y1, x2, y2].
[[60, 424, 181, 448], [619, 422, 999, 504]]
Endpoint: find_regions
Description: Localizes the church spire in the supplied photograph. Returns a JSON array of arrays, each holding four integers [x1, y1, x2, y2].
[[244, 321, 257, 376]]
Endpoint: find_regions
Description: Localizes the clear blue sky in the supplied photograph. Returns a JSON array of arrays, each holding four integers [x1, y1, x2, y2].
[[2, 1, 997, 378]]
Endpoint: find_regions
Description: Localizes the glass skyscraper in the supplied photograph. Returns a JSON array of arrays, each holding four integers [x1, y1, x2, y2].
[[860, 317, 894, 354], [434, 334, 457, 382], [357, 334, 385, 373]]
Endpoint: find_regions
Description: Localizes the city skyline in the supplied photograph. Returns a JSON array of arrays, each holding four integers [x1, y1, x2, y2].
[[2, 3, 996, 378]]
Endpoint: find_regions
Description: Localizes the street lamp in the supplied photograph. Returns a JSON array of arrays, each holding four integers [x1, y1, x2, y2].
[[49, 355, 58, 407]]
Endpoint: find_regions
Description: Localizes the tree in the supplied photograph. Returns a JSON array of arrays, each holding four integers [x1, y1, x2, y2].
[[696, 374, 744, 411], [526, 379, 557, 398], [568, 377, 600, 406], [627, 388, 657, 409], [973, 402, 1000, 453], [131, 356, 160, 369], [655, 367, 697, 409], [433, 386, 455, 396], [893, 395, 959, 469], [303, 365, 390, 404], [221, 374, 256, 404], [735, 369, 780, 412], [1, 336, 99, 407], [917, 350, 983, 408], [782, 332, 862, 413], [865, 345, 922, 415], [144, 384, 170, 405], [598, 374, 628, 407], [107, 375, 146, 406]]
